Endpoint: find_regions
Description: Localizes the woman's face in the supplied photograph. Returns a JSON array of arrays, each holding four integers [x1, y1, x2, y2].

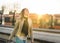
[[24, 9, 29, 17]]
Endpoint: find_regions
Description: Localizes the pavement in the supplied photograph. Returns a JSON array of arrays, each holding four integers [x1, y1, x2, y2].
[[0, 33, 54, 43], [0, 34, 40, 43], [0, 26, 59, 43]]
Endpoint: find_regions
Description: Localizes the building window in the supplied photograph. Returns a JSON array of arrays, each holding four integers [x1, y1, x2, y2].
[[55, 19, 60, 25], [4, 17, 11, 22]]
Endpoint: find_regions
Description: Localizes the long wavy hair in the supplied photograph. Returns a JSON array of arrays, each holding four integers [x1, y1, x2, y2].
[[20, 8, 29, 19]]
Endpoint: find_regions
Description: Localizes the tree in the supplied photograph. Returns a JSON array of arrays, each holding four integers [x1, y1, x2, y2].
[[39, 19, 43, 28], [0, 6, 5, 25], [49, 15, 54, 29]]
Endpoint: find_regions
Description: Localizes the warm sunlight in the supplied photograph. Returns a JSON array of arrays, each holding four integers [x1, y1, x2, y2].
[[0, 0, 60, 15]]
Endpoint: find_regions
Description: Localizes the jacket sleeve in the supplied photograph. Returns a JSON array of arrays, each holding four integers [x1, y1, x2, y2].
[[9, 20, 19, 40], [28, 19, 34, 42], [30, 21, 34, 43]]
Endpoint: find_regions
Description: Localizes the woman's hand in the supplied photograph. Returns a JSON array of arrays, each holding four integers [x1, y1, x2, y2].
[[31, 40, 34, 43], [8, 37, 11, 41]]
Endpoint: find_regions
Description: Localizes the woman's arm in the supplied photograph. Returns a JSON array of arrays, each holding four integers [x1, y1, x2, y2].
[[28, 19, 34, 43], [30, 24, 34, 43], [8, 20, 19, 40]]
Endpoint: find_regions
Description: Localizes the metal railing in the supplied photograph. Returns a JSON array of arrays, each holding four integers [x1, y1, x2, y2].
[[33, 28, 60, 33]]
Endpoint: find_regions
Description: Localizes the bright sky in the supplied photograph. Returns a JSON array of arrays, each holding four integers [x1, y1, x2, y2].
[[0, 0, 60, 15]]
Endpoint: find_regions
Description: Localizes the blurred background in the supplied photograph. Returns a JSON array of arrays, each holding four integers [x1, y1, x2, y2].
[[0, 0, 60, 43], [0, 0, 60, 29]]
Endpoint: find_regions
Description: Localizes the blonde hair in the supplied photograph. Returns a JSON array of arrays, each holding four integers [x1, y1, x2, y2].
[[20, 8, 29, 19]]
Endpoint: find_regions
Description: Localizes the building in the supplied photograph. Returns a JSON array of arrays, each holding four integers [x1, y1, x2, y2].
[[39, 14, 51, 28], [53, 14, 60, 29], [29, 13, 39, 28]]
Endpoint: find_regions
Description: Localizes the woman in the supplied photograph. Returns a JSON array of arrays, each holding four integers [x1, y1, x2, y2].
[[8, 8, 34, 43]]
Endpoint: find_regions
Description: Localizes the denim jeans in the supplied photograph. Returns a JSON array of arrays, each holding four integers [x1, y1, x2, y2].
[[15, 36, 27, 43]]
